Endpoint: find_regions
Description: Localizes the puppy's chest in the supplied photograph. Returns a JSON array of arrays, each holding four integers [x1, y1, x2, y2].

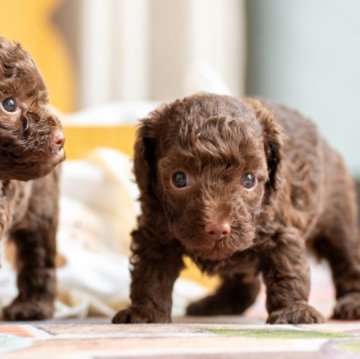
[[0, 180, 32, 231]]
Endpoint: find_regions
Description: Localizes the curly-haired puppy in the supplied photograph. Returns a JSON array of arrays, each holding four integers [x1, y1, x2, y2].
[[0, 37, 65, 320], [113, 93, 360, 324]]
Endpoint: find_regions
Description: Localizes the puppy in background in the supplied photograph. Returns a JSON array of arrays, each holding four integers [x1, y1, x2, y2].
[[113, 93, 360, 324], [0, 37, 65, 320]]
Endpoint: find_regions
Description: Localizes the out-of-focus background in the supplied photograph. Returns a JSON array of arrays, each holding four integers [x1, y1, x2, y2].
[[1, 0, 359, 171], [0, 0, 358, 319]]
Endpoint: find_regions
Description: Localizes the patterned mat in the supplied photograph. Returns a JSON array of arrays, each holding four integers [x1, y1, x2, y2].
[[2, 321, 360, 358], [0, 262, 356, 358]]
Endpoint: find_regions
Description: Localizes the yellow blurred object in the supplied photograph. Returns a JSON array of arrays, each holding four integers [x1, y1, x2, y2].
[[0, 0, 76, 112], [183, 257, 219, 289], [64, 125, 137, 160]]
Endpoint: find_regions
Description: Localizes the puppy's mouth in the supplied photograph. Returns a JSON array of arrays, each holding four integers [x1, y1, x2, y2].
[[34, 147, 66, 175], [29, 144, 66, 167], [51, 147, 66, 165], [182, 232, 254, 261], [0, 148, 65, 181]]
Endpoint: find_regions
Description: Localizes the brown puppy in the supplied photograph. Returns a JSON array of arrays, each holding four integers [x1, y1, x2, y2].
[[0, 37, 65, 320], [113, 93, 360, 324]]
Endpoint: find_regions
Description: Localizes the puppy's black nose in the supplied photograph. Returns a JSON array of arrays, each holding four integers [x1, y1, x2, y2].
[[205, 222, 231, 239]]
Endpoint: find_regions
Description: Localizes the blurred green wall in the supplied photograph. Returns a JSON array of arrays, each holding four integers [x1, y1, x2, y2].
[[247, 0, 360, 175]]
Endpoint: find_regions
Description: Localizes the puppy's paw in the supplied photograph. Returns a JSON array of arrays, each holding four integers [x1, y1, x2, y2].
[[267, 303, 325, 324], [3, 298, 54, 321], [112, 305, 170, 324], [332, 293, 360, 320]]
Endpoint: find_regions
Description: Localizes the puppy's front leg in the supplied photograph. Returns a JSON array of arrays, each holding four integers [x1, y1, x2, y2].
[[113, 230, 184, 324], [261, 228, 324, 324]]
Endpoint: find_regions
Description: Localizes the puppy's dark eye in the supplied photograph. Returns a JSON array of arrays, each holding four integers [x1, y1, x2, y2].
[[172, 172, 188, 188], [242, 173, 256, 189], [1, 97, 18, 113]]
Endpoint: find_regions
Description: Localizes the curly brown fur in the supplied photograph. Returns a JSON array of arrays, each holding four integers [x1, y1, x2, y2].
[[0, 37, 64, 320], [113, 93, 360, 324]]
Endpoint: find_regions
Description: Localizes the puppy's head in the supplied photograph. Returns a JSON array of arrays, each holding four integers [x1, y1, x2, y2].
[[0, 37, 65, 181], [135, 93, 282, 260]]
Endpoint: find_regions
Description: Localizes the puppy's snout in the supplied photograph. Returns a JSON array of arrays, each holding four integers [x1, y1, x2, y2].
[[205, 222, 231, 239], [53, 130, 65, 149]]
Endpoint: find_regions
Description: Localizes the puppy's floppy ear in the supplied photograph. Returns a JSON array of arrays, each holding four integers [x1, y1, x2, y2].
[[245, 98, 283, 195], [134, 116, 158, 197]]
